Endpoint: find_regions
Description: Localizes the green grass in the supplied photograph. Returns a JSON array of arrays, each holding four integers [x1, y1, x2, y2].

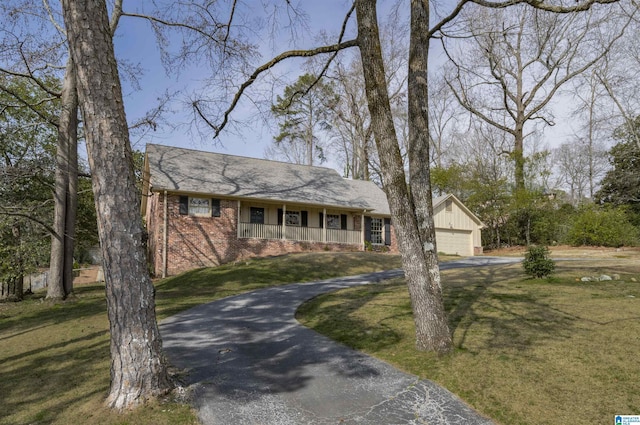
[[7, 250, 635, 425], [154, 251, 403, 319], [297, 259, 640, 425], [0, 252, 401, 425]]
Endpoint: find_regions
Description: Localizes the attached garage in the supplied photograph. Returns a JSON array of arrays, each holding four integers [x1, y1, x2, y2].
[[433, 194, 484, 256]]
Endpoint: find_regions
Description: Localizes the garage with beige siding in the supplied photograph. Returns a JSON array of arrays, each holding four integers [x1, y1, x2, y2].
[[433, 194, 484, 256]]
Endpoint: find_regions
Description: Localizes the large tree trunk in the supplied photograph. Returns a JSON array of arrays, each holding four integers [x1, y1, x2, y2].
[[61, 0, 172, 410], [513, 125, 526, 193], [355, 0, 452, 354], [407, 0, 452, 353], [47, 58, 78, 300]]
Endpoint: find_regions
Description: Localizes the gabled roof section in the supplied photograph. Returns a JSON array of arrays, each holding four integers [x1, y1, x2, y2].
[[433, 193, 485, 227], [145, 143, 389, 212]]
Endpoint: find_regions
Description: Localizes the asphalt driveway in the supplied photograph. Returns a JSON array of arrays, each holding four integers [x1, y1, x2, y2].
[[160, 257, 519, 424]]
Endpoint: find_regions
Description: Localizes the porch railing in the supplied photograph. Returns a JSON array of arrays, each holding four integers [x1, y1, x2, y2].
[[239, 222, 361, 245]]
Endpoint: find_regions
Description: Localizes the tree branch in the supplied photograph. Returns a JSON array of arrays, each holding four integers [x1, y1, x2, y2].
[[0, 80, 59, 127], [471, 0, 622, 13], [120, 11, 225, 46], [202, 39, 358, 139], [110, 0, 124, 35], [0, 207, 57, 235], [275, 2, 356, 111], [222, 0, 238, 54]]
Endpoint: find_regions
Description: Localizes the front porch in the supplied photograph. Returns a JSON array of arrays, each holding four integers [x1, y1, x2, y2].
[[238, 222, 363, 245]]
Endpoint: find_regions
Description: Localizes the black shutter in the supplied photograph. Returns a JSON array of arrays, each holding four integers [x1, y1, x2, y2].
[[319, 212, 324, 228], [364, 216, 372, 242], [278, 208, 283, 225], [384, 218, 391, 246], [340, 214, 347, 230], [212, 199, 221, 217], [301, 211, 308, 227], [179, 196, 188, 215]]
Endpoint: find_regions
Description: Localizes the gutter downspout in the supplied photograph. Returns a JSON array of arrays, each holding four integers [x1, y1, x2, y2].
[[162, 190, 168, 279]]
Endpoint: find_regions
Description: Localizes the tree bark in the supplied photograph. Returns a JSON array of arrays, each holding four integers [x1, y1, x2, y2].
[[407, 0, 452, 352], [61, 0, 172, 410], [356, 0, 452, 354], [47, 58, 78, 300]]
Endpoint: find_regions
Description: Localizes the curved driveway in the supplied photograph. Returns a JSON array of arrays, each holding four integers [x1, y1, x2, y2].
[[160, 257, 519, 424]]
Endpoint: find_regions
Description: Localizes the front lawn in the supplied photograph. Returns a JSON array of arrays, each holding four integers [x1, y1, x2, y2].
[[297, 258, 640, 425], [0, 252, 401, 425]]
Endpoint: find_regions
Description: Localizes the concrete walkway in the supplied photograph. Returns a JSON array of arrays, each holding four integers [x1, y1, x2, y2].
[[160, 257, 519, 424]]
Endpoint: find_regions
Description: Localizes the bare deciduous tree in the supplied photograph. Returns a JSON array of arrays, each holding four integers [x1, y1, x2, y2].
[[444, 5, 631, 193]]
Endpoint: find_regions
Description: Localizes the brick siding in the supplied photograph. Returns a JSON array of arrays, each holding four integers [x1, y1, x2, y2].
[[146, 194, 398, 276]]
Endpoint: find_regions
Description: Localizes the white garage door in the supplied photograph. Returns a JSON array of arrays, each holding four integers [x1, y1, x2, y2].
[[436, 228, 473, 256]]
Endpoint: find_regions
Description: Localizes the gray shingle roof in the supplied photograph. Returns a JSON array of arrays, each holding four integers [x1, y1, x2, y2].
[[145, 144, 390, 214]]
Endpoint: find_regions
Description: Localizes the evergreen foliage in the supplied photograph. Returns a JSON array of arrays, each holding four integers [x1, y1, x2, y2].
[[270, 73, 339, 165], [522, 245, 555, 278], [566, 205, 639, 247], [595, 116, 640, 226]]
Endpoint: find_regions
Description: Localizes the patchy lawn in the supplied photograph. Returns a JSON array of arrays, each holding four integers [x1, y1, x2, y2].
[[297, 258, 640, 425], [0, 252, 400, 425], [5, 249, 636, 425]]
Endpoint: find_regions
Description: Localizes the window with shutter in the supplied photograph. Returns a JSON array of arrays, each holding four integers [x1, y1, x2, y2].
[[250, 207, 265, 224], [179, 196, 188, 215], [327, 214, 340, 229], [369, 217, 383, 244], [384, 218, 391, 246], [188, 197, 211, 216], [211, 199, 221, 217]]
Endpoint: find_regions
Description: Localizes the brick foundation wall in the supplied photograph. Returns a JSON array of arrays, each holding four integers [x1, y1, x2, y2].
[[145, 194, 399, 276]]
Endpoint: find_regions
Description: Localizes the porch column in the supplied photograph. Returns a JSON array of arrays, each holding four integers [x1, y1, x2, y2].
[[237, 200, 241, 238], [322, 208, 327, 243], [282, 204, 286, 240]]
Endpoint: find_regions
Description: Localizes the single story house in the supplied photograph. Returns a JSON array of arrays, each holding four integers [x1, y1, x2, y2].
[[142, 144, 483, 276]]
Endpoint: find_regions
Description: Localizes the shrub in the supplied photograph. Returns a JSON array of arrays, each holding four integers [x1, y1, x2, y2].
[[566, 205, 639, 247], [522, 245, 555, 279]]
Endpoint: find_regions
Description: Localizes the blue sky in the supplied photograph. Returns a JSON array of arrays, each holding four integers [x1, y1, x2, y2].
[[111, 0, 579, 167], [112, 0, 359, 161]]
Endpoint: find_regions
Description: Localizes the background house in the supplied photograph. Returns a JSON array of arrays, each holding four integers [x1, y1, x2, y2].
[[142, 144, 483, 276]]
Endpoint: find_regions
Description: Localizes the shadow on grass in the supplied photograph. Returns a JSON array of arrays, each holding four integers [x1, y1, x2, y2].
[[0, 329, 110, 425], [299, 263, 581, 357], [0, 285, 107, 338], [297, 284, 410, 353], [444, 265, 576, 353]]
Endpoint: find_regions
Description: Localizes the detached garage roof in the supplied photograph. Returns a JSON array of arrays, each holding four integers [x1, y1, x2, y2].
[[433, 194, 484, 227], [144, 143, 389, 214]]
